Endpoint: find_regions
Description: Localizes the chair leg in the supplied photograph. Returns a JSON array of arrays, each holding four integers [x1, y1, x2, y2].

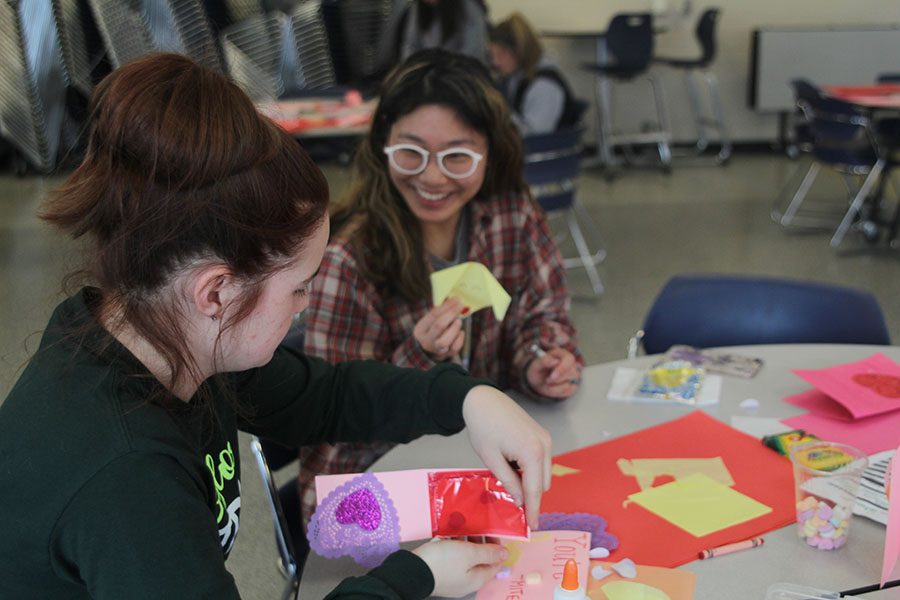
[[592, 73, 617, 169], [831, 159, 886, 248], [779, 161, 821, 226], [571, 198, 607, 263], [685, 71, 709, 154], [564, 208, 604, 295], [705, 72, 732, 163], [648, 75, 673, 168]]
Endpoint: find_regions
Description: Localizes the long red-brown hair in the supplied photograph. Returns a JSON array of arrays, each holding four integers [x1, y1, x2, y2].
[[41, 52, 329, 401]]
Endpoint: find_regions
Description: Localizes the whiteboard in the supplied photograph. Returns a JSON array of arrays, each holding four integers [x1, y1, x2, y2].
[[749, 26, 900, 112]]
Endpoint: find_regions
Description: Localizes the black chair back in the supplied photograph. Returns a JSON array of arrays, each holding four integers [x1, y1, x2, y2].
[[523, 128, 584, 212], [606, 13, 654, 74], [695, 8, 720, 67]]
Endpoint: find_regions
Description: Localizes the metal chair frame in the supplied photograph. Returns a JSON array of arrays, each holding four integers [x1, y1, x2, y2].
[[524, 128, 606, 296], [249, 436, 301, 600]]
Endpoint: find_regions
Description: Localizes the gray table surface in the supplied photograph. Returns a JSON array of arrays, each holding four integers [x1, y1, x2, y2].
[[300, 344, 900, 599]]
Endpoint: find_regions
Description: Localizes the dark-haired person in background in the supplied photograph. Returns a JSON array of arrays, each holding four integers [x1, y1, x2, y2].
[[489, 12, 584, 134], [298, 49, 582, 529], [0, 53, 553, 599]]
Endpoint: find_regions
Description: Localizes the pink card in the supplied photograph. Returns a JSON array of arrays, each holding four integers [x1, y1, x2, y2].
[[476, 530, 590, 600], [309, 469, 529, 568], [781, 409, 900, 455], [793, 353, 900, 419], [784, 389, 853, 421]]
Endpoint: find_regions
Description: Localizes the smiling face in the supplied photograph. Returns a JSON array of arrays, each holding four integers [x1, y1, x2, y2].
[[386, 104, 488, 234], [219, 218, 329, 371]]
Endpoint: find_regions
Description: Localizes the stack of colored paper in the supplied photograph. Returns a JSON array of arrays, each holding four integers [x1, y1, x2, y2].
[[781, 353, 900, 455]]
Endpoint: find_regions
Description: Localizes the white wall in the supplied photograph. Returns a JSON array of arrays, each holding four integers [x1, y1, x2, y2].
[[488, 0, 900, 143]]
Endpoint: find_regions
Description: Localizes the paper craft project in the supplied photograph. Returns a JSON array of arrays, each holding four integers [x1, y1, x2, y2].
[[793, 353, 900, 419], [542, 412, 795, 567], [587, 561, 696, 600], [617, 457, 734, 491], [625, 473, 773, 537], [476, 530, 590, 600], [882, 443, 900, 587], [784, 389, 853, 421], [607, 367, 722, 407], [310, 468, 527, 566], [430, 261, 511, 320], [782, 405, 900, 455]]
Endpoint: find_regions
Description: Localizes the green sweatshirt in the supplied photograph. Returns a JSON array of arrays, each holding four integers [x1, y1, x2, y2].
[[0, 288, 487, 599]]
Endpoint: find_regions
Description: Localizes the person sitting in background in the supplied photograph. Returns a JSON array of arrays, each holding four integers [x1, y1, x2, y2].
[[489, 12, 585, 134], [0, 52, 553, 600], [298, 48, 583, 527]]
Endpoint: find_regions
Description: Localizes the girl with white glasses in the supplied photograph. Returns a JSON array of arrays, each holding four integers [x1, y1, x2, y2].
[[298, 49, 583, 536]]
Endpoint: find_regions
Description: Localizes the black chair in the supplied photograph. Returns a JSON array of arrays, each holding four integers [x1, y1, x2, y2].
[[654, 8, 731, 164], [523, 127, 605, 295], [877, 73, 900, 84], [249, 436, 307, 600], [772, 79, 892, 247], [581, 13, 672, 171], [628, 274, 890, 357]]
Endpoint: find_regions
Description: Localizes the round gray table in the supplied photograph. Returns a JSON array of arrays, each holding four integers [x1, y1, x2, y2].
[[300, 344, 900, 599]]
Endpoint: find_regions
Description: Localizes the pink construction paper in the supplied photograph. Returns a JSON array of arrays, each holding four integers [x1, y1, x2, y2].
[[781, 410, 900, 455], [476, 530, 590, 600], [784, 389, 853, 422], [883, 444, 900, 586], [316, 469, 434, 541], [793, 354, 900, 419]]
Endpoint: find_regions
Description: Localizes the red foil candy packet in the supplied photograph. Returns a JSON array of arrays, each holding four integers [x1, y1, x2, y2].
[[428, 470, 529, 538]]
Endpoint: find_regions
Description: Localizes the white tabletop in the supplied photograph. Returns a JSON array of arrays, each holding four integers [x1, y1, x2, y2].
[[300, 344, 900, 599]]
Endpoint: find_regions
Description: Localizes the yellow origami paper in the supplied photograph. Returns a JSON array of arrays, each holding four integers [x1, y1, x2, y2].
[[430, 261, 511, 320], [600, 581, 672, 600], [617, 457, 734, 491], [626, 473, 772, 537]]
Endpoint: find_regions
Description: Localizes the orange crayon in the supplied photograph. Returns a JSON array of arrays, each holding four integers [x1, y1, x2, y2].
[[698, 537, 764, 559]]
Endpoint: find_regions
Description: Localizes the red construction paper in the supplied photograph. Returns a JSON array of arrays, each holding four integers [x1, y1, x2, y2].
[[792, 354, 900, 419], [541, 412, 795, 567], [429, 470, 528, 538], [784, 389, 853, 421]]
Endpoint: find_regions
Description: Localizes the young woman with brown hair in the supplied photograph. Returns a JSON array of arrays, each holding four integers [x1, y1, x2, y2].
[[0, 53, 552, 599], [299, 49, 582, 527], [489, 12, 584, 133]]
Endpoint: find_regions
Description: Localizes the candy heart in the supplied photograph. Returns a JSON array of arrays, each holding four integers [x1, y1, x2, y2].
[[591, 566, 613, 580], [335, 489, 381, 531], [590, 547, 611, 559], [852, 373, 900, 398], [612, 558, 637, 579]]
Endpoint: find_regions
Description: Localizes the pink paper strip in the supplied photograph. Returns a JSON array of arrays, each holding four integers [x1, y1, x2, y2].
[[784, 389, 853, 422], [316, 469, 434, 541], [882, 444, 900, 586], [781, 410, 900, 455], [793, 354, 900, 419]]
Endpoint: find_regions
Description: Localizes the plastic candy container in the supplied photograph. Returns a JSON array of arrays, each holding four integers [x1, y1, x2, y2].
[[428, 470, 528, 538], [790, 442, 868, 551], [632, 360, 705, 404]]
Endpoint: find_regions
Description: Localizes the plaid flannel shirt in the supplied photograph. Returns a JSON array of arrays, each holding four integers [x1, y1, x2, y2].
[[298, 192, 583, 525]]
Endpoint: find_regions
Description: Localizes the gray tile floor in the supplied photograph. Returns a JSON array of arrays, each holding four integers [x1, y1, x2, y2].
[[1, 153, 898, 598]]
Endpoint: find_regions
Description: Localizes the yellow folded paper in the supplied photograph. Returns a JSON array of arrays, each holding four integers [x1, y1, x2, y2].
[[626, 472, 772, 537], [430, 261, 511, 320]]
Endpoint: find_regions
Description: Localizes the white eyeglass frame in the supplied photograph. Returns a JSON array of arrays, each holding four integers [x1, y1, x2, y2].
[[383, 143, 484, 179]]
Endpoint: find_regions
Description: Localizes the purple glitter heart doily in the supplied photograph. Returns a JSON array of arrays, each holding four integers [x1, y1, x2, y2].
[[307, 473, 401, 568], [537, 512, 619, 550]]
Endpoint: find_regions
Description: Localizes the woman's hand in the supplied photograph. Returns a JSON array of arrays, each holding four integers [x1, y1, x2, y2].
[[414, 298, 465, 361], [526, 347, 581, 399], [413, 538, 508, 597], [461, 385, 552, 529]]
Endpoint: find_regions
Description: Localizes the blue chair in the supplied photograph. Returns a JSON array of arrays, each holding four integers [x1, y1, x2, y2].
[[628, 274, 890, 357], [523, 127, 605, 295], [581, 13, 672, 171], [772, 79, 891, 247], [654, 8, 731, 164]]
